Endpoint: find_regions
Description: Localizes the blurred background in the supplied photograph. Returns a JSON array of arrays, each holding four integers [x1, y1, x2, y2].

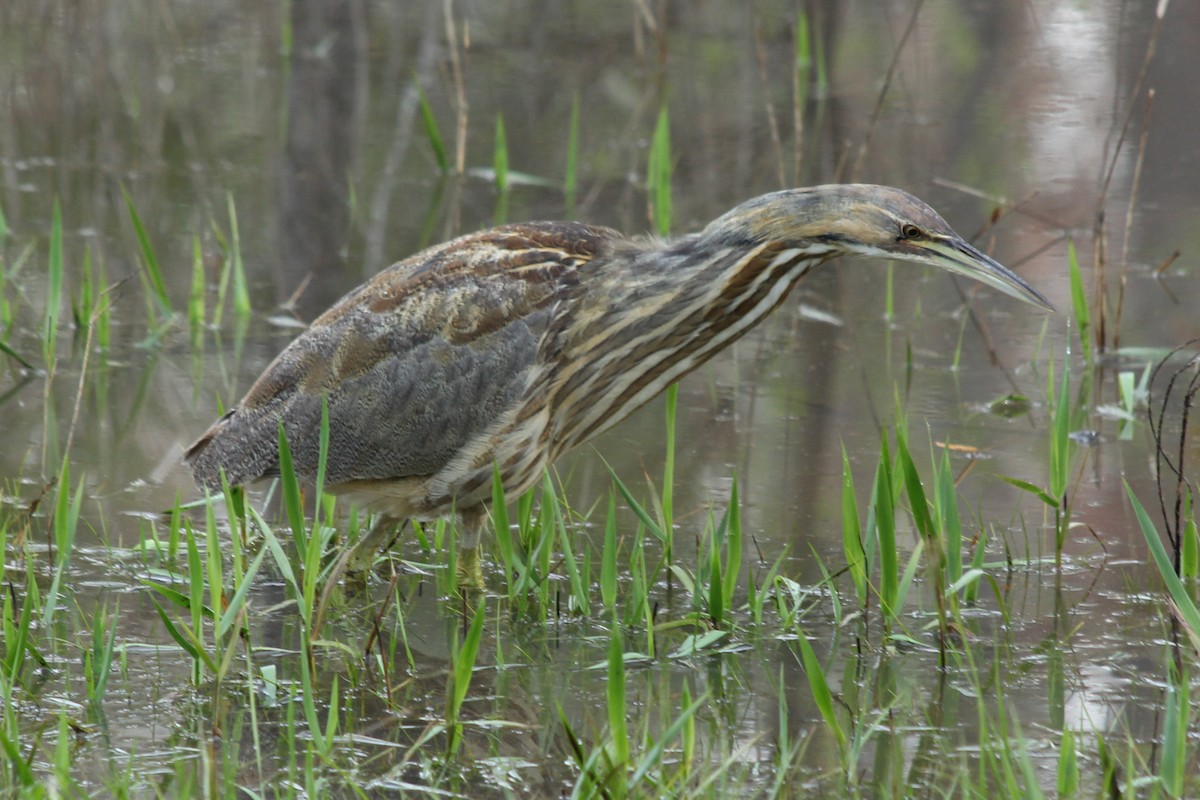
[[1, 0, 1197, 794]]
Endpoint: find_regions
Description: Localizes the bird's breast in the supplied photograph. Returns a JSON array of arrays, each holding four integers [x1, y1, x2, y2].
[[540, 240, 827, 451]]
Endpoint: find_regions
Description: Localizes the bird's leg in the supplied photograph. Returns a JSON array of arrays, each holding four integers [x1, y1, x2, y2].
[[348, 513, 407, 575], [456, 507, 487, 590], [313, 514, 408, 637]]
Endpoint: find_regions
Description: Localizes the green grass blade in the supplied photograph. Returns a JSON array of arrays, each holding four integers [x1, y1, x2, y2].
[[628, 526, 652, 638], [494, 114, 509, 194], [148, 598, 207, 668], [999, 475, 1058, 508], [277, 421, 308, 563], [448, 603, 487, 729], [601, 491, 618, 611], [92, 253, 110, 349], [3, 564, 39, 678], [254, 509, 301, 600], [313, 396, 329, 502], [943, 568, 986, 598], [215, 544, 267, 641], [894, 427, 934, 540], [1049, 357, 1071, 502], [607, 619, 629, 765], [556, 703, 591, 775], [607, 463, 666, 543], [52, 455, 81, 560], [226, 193, 251, 317], [323, 675, 340, 752], [662, 383, 677, 539], [628, 692, 708, 787], [875, 434, 898, 619], [298, 632, 325, 756], [1184, 512, 1198, 580], [964, 526, 990, 605], [209, 216, 230, 328], [74, 250, 94, 338], [1056, 728, 1079, 798], [936, 452, 963, 588], [1160, 659, 1189, 796], [548, 473, 588, 614], [141, 581, 212, 618], [42, 457, 83, 632], [1050, 355, 1074, 563], [794, 629, 846, 754], [564, 94, 580, 215], [185, 521, 205, 667], [795, 9, 811, 99], [491, 464, 521, 592], [647, 104, 672, 236], [841, 445, 867, 604], [707, 518, 725, 628], [894, 539, 925, 616], [1011, 727, 1047, 800], [1125, 481, 1200, 644], [0, 727, 35, 788], [44, 199, 63, 365], [722, 477, 742, 610], [493, 114, 509, 225], [121, 186, 171, 315], [1067, 239, 1090, 360], [0, 339, 34, 371], [201, 495, 228, 633], [416, 82, 448, 173], [52, 714, 80, 780]]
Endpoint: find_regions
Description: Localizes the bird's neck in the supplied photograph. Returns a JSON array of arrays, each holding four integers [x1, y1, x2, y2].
[[545, 234, 834, 450]]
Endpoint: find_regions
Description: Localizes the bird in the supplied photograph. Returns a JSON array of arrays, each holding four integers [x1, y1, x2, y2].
[[185, 184, 1051, 576]]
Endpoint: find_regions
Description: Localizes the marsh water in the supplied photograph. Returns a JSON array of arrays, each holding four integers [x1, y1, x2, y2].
[[2, 1, 1200, 796]]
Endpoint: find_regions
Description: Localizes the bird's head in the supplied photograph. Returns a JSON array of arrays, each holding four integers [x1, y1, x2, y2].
[[702, 184, 1052, 310]]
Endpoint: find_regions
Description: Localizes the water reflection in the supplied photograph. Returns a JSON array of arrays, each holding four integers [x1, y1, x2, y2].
[[277, 0, 364, 318], [1, 0, 1199, 795]]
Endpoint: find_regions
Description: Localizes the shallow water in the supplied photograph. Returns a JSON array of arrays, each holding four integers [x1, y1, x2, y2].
[[2, 0, 1200, 796]]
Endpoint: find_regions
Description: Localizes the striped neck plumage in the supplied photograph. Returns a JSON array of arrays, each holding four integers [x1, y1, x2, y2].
[[546, 234, 832, 453]]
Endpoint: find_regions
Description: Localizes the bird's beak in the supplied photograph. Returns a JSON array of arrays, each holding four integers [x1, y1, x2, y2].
[[921, 236, 1053, 311]]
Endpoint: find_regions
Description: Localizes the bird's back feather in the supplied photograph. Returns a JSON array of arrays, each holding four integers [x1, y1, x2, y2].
[[185, 221, 618, 491]]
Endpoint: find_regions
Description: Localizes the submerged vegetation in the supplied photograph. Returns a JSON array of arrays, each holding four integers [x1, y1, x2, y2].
[[1, 0, 1197, 797]]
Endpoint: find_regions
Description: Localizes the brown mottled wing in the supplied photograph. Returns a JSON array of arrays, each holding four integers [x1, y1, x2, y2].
[[185, 222, 615, 490]]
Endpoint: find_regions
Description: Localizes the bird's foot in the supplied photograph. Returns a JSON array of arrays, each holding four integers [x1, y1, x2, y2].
[[456, 546, 485, 592]]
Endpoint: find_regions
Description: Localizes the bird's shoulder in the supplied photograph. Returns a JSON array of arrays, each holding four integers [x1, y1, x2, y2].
[[186, 222, 624, 486], [237, 221, 621, 412], [317, 221, 621, 326]]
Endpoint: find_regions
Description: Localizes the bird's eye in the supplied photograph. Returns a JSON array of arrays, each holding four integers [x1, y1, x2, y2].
[[899, 223, 923, 240]]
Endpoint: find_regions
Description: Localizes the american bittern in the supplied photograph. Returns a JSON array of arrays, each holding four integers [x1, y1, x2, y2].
[[186, 184, 1050, 568]]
